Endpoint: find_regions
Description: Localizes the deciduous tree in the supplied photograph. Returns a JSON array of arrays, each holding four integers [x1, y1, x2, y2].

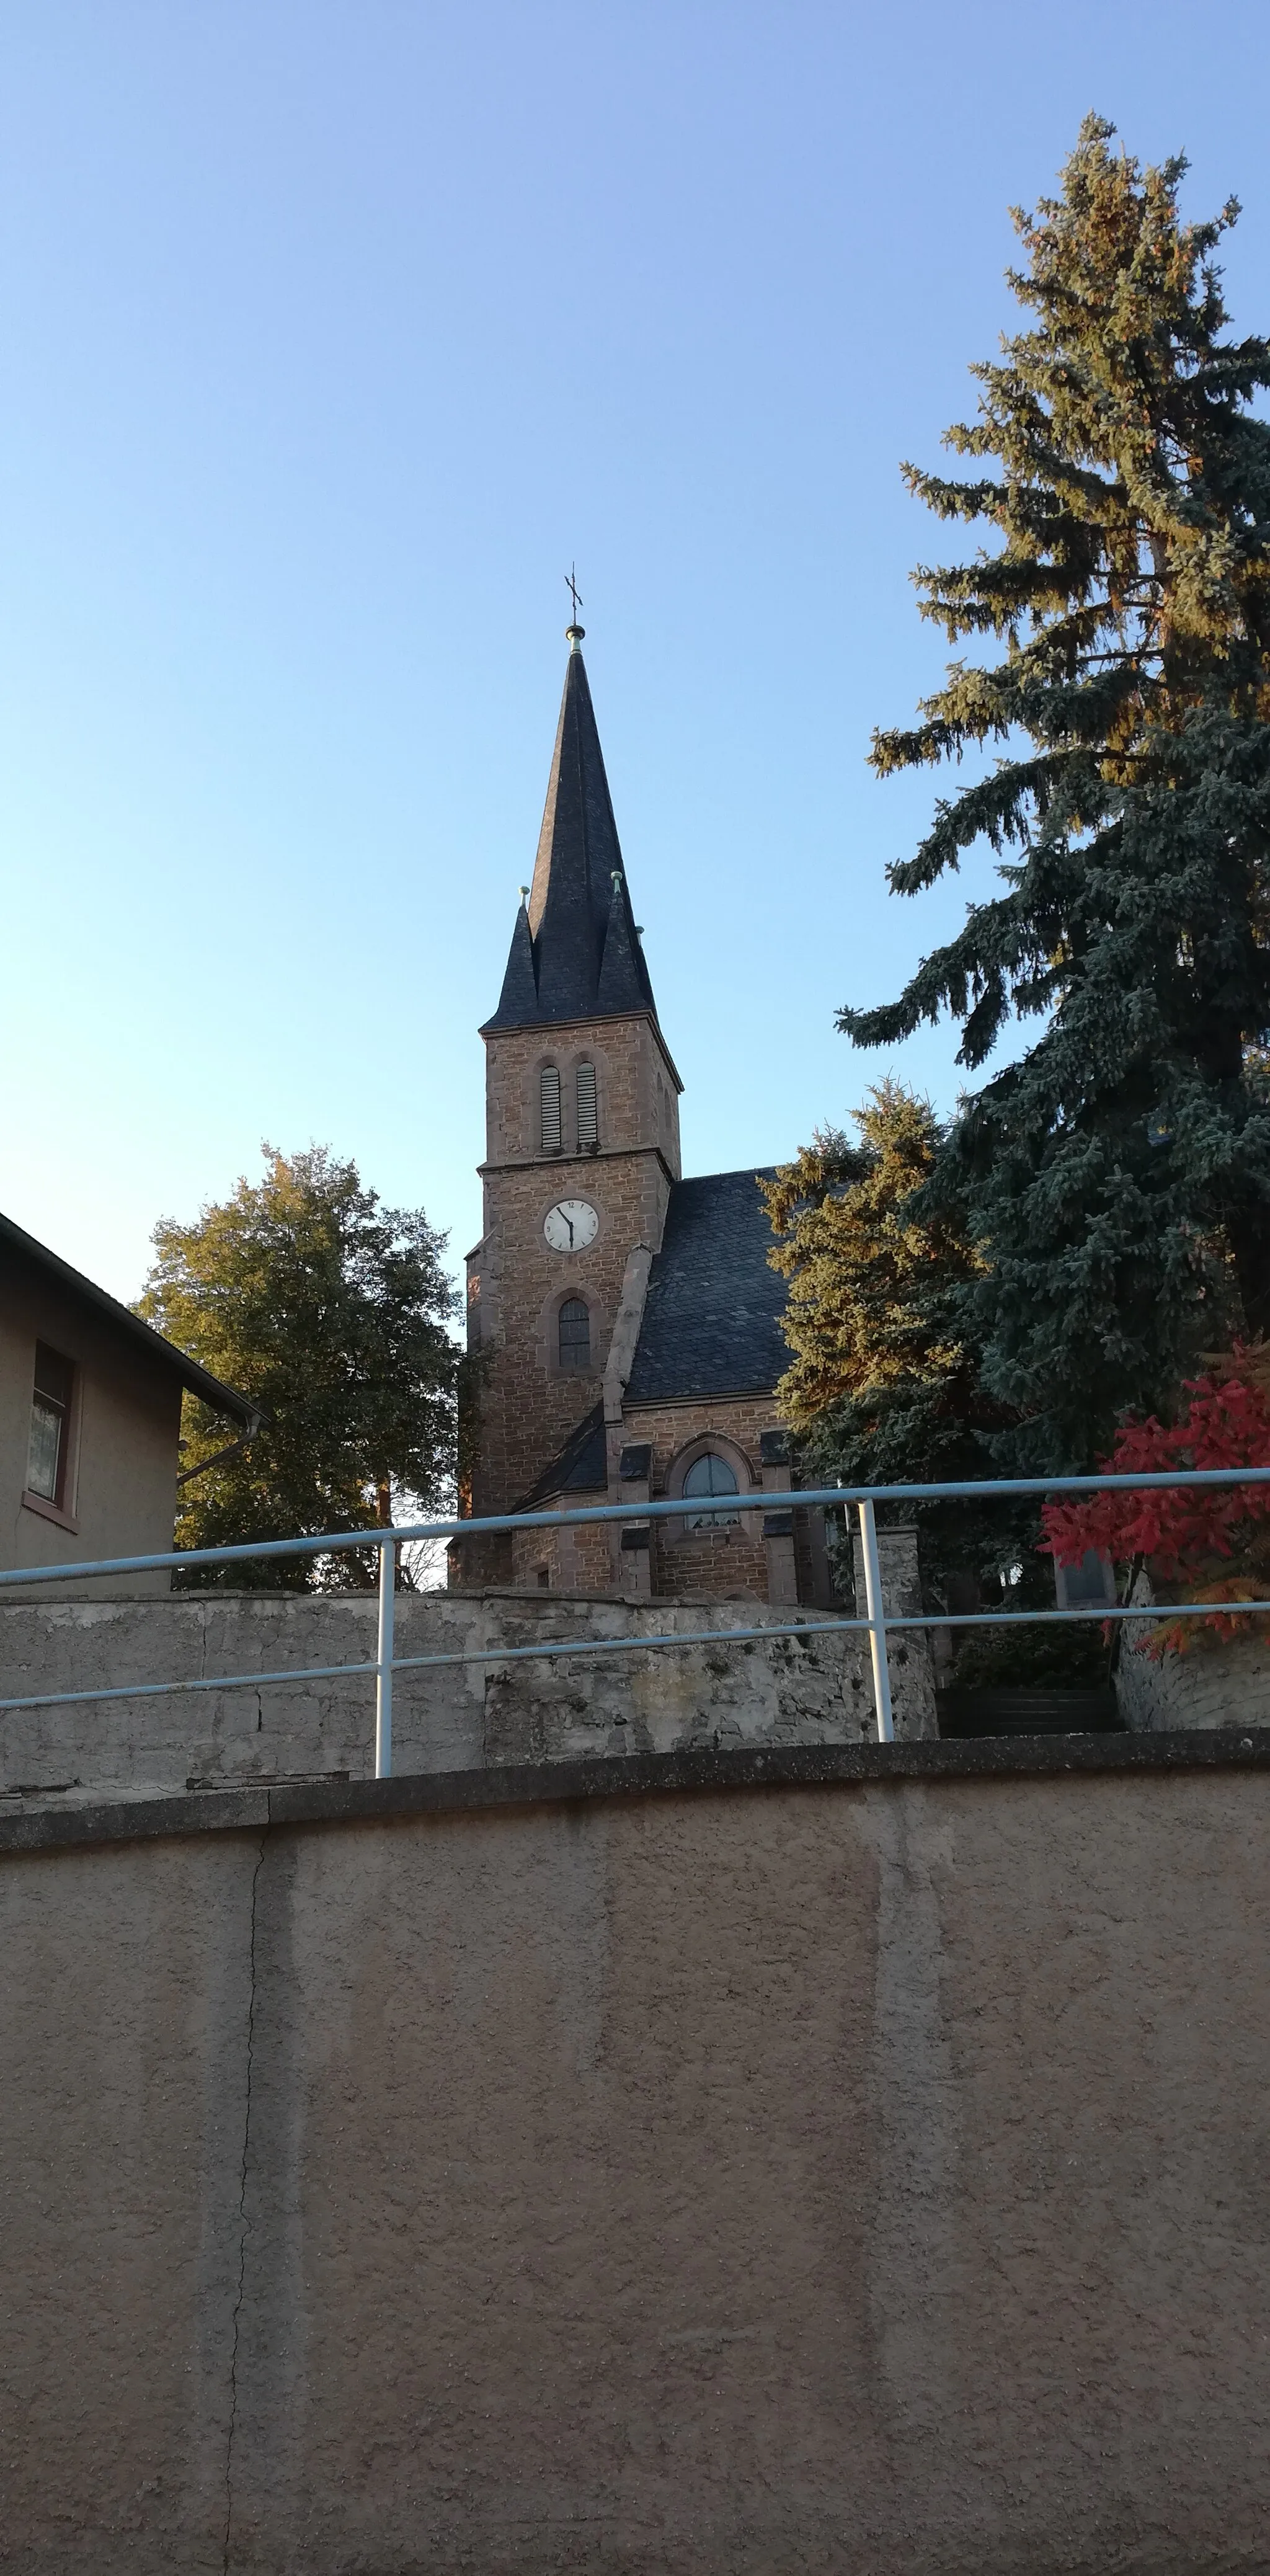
[[138, 1146, 458, 1586]]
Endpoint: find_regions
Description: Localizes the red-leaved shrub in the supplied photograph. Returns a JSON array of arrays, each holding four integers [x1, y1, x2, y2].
[[1041, 1349, 1270, 1651]]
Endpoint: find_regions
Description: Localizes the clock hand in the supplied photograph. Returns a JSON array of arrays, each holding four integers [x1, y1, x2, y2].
[[566, 1215, 574, 1246]]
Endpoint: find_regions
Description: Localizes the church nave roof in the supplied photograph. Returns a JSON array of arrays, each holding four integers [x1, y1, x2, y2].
[[624, 1170, 788, 1406]]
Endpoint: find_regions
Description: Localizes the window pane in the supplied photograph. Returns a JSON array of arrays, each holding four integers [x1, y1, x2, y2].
[[34, 1343, 73, 1408], [1065, 1549, 1111, 1605], [558, 1298, 590, 1369], [683, 1453, 739, 1498], [540, 1067, 562, 1153], [682, 1450, 740, 1527], [27, 1398, 63, 1501], [576, 1064, 598, 1147]]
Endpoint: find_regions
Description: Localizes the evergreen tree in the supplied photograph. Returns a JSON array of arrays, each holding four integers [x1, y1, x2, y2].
[[843, 117, 1270, 1470], [138, 1146, 458, 1586], [763, 1085, 985, 1477], [762, 1085, 1024, 1597]]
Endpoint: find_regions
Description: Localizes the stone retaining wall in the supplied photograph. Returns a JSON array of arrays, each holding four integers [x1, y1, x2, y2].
[[0, 1531, 935, 1803], [1116, 1571, 1270, 1731]]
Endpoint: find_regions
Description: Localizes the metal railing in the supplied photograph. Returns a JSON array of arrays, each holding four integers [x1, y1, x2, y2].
[[2, 1469, 1269, 1773]]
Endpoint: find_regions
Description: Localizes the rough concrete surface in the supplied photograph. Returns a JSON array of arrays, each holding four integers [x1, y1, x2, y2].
[[0, 1551, 934, 1808], [1, 1759, 1269, 2572]]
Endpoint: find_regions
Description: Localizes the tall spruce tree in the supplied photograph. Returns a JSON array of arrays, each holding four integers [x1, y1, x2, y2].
[[843, 117, 1270, 1470]]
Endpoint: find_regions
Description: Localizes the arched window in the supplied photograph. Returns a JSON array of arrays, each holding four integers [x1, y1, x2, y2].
[[575, 1062, 598, 1148], [558, 1298, 591, 1370], [682, 1450, 740, 1529], [540, 1065, 561, 1153]]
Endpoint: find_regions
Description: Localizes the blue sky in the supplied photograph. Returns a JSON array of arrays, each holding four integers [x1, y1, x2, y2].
[[3, 1, 1269, 1304]]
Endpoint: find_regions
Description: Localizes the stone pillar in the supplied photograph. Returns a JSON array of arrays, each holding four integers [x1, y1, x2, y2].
[[618, 1443, 653, 1601], [849, 1520, 938, 1739], [758, 1429, 798, 1607]]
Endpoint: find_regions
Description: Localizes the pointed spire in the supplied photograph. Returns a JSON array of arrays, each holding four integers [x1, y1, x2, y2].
[[482, 637, 661, 1033], [595, 868, 653, 1015], [491, 894, 539, 1025]]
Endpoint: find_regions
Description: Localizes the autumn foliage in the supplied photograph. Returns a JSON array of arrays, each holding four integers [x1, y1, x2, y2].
[[1042, 1348, 1270, 1649]]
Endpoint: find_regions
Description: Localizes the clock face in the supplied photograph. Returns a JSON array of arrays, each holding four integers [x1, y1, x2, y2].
[[543, 1199, 598, 1253]]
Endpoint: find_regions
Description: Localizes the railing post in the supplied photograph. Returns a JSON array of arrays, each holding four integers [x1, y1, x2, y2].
[[857, 1498, 894, 1743], [375, 1536, 396, 1779]]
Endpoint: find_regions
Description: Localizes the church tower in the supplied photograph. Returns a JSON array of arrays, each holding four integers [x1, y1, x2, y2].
[[458, 624, 684, 1572]]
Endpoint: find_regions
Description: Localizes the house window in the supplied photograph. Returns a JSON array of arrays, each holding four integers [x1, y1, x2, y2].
[[540, 1065, 562, 1153], [682, 1450, 740, 1529], [27, 1344, 74, 1506], [558, 1298, 591, 1370], [576, 1062, 598, 1148], [1055, 1549, 1116, 1609]]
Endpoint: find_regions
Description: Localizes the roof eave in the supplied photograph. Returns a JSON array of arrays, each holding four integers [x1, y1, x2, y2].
[[0, 1213, 258, 1426]]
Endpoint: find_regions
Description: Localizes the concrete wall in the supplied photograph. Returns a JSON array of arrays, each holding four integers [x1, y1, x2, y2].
[[0, 1241, 182, 1592], [0, 1539, 935, 1803], [1, 1743, 1269, 2573]]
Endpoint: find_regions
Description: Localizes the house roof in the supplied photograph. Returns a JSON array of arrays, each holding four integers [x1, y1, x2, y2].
[[482, 638, 660, 1034], [0, 1210, 257, 1426], [519, 1400, 607, 1508], [623, 1170, 788, 1407]]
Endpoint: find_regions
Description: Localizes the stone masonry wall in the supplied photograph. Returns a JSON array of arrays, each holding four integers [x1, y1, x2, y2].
[[1117, 1570, 1270, 1731], [0, 1539, 935, 1807], [466, 1009, 680, 1517], [482, 1010, 682, 1175], [624, 1393, 792, 1598], [500, 1396, 792, 1599]]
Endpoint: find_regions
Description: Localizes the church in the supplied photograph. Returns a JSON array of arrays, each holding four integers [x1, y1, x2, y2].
[[451, 623, 837, 1609]]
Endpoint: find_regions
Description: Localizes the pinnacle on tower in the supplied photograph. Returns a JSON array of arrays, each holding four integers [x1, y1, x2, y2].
[[482, 638, 659, 1032]]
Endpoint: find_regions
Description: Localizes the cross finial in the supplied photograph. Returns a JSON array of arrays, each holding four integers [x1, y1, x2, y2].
[[564, 564, 585, 648]]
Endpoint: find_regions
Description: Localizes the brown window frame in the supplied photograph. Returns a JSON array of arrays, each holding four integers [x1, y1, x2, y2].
[[25, 1342, 77, 1520]]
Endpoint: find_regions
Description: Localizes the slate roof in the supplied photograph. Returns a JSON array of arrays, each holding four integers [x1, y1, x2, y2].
[[483, 642, 660, 1033], [520, 1400, 607, 1508], [624, 1170, 789, 1406]]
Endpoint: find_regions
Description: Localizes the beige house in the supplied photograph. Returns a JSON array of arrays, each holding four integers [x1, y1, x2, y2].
[[1, 1212, 254, 1595]]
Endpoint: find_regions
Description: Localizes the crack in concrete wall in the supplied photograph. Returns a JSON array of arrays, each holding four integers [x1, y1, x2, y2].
[[221, 1831, 264, 2575], [8, 1767, 1261, 2570]]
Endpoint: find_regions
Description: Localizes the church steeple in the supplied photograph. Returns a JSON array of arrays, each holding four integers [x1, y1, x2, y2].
[[482, 632, 659, 1032]]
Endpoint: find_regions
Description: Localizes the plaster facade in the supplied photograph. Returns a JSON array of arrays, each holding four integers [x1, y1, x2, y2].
[[0, 1238, 184, 1595], [2, 1751, 1268, 2572]]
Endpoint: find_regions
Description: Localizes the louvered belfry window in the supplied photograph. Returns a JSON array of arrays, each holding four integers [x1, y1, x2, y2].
[[576, 1063, 598, 1148], [540, 1065, 562, 1153], [558, 1299, 591, 1370]]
